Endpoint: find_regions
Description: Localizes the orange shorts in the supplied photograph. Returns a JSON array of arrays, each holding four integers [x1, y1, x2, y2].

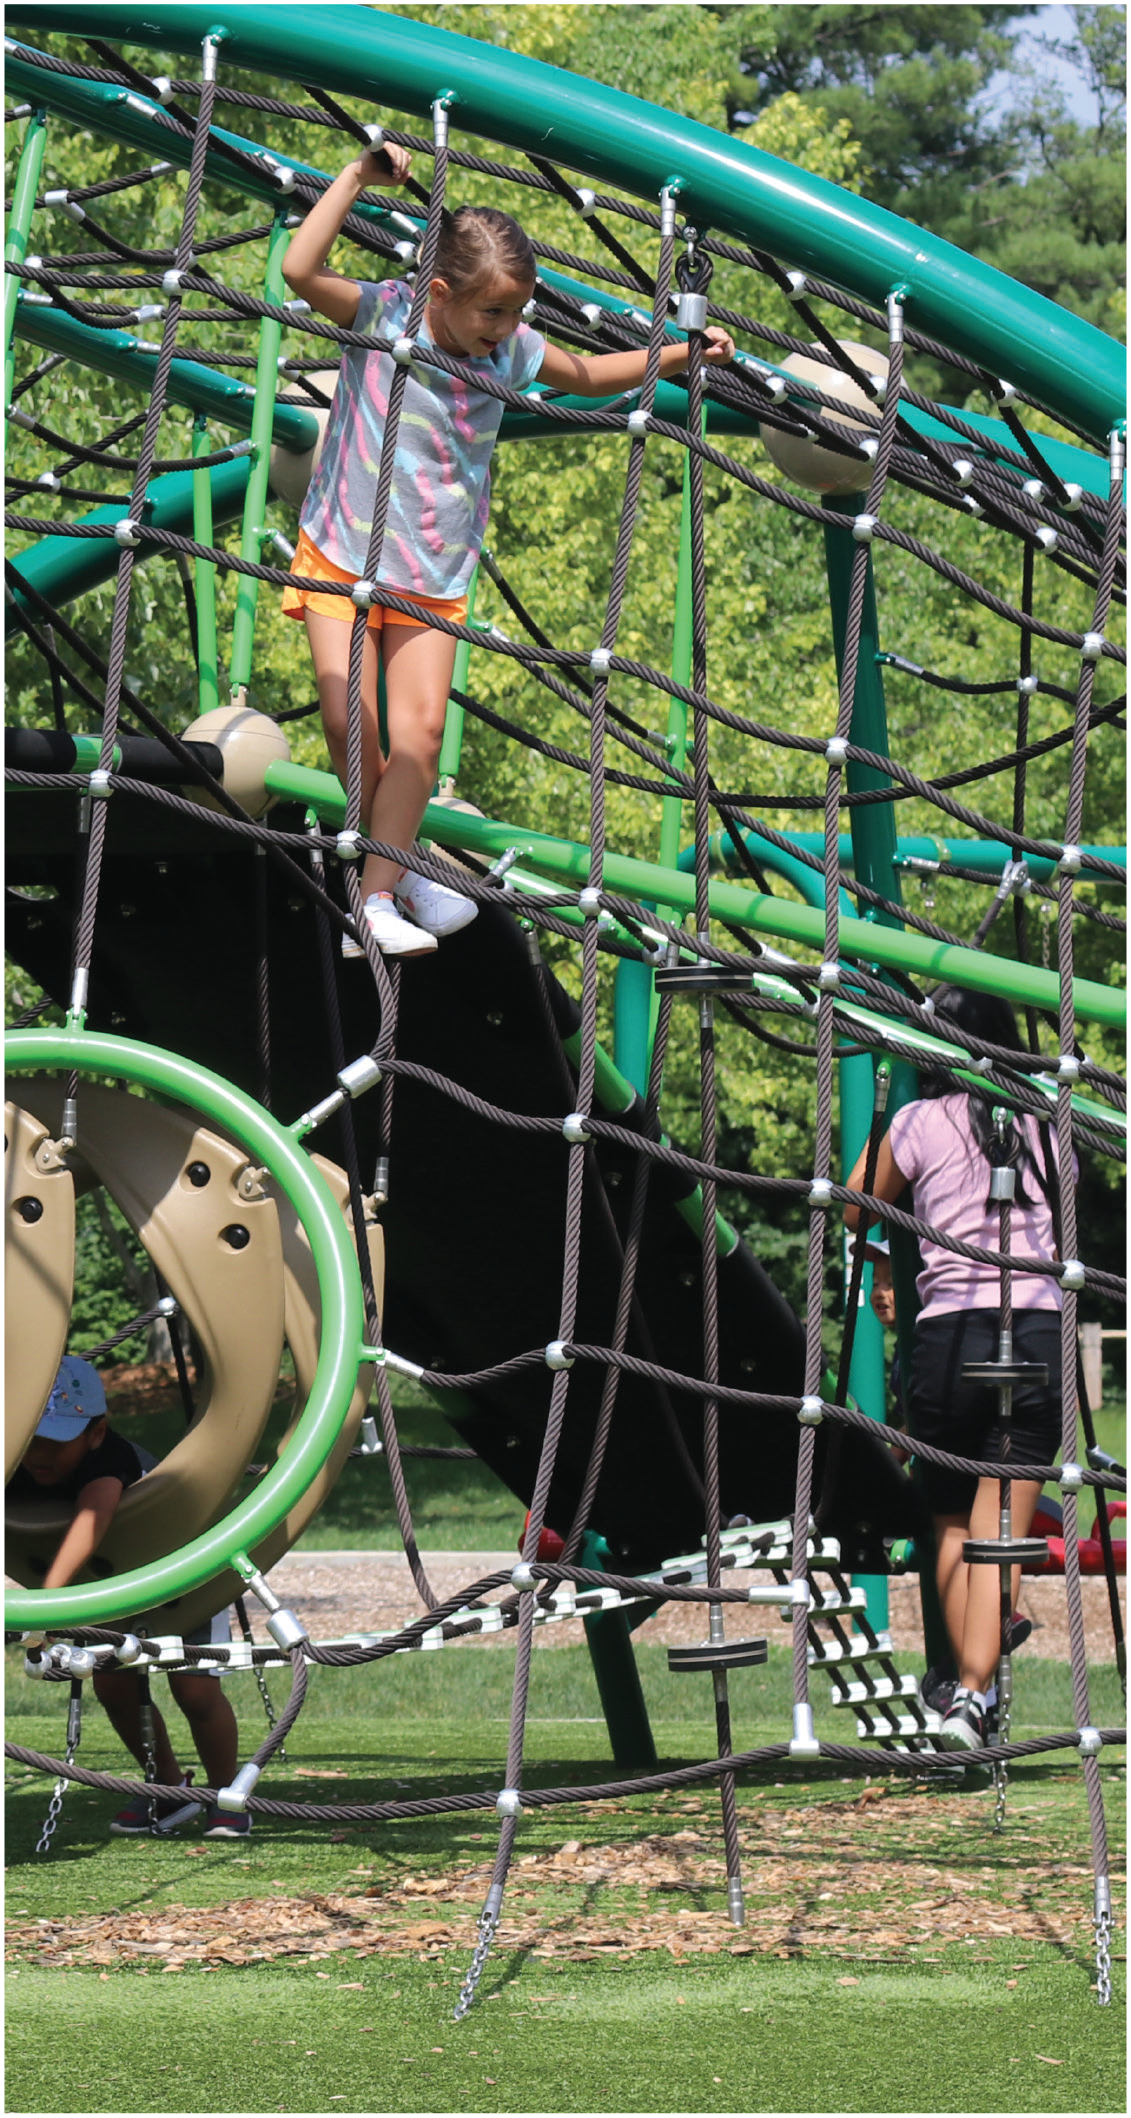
[[280, 527, 468, 632]]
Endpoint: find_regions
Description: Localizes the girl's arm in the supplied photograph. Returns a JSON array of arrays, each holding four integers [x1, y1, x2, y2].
[[536, 325, 735, 398], [42, 1476, 125, 1590], [843, 1133, 910, 1233], [282, 144, 412, 329]]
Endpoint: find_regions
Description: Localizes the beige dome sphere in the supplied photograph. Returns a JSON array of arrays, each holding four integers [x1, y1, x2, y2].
[[761, 341, 889, 495], [267, 370, 341, 509], [182, 704, 291, 818]]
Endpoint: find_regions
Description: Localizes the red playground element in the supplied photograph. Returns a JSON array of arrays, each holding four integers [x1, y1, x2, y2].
[[1029, 1498, 1126, 1576], [518, 1512, 566, 1563]]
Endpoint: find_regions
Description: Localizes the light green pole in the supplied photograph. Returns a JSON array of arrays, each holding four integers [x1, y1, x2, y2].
[[436, 565, 478, 790], [191, 412, 220, 717], [4, 107, 47, 408], [228, 210, 290, 701]]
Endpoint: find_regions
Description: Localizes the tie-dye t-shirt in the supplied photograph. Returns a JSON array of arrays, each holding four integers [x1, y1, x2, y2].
[[299, 278, 546, 597]]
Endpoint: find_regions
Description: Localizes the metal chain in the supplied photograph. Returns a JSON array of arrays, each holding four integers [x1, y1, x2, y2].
[[993, 1759, 1008, 1831], [234, 1596, 286, 1757], [453, 1907, 499, 2022], [35, 1682, 83, 1856]]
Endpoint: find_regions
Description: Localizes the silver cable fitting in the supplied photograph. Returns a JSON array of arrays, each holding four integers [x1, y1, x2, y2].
[[544, 1340, 574, 1370], [575, 187, 596, 217], [790, 1703, 821, 1758], [675, 290, 708, 332], [785, 270, 808, 300], [1058, 1461, 1085, 1491], [394, 241, 418, 265], [798, 1397, 823, 1426], [337, 1055, 382, 1098], [156, 1294, 178, 1318], [113, 517, 142, 548], [496, 1788, 523, 1815], [1034, 524, 1058, 553], [88, 769, 112, 799], [562, 1112, 591, 1144], [1081, 632, 1105, 661], [335, 829, 362, 861], [589, 646, 612, 674], [161, 264, 195, 292], [1077, 1727, 1102, 1757], [1022, 478, 1047, 504], [807, 1178, 833, 1208], [68, 1647, 97, 1677], [350, 579, 376, 609], [950, 458, 976, 488], [1059, 1259, 1085, 1290], [996, 378, 1017, 404], [627, 408, 650, 437], [1017, 673, 1039, 695], [132, 303, 164, 324], [363, 122, 385, 148], [44, 189, 86, 223], [1057, 844, 1083, 874], [1060, 483, 1084, 512], [35, 471, 61, 491], [116, 1634, 143, 1665], [511, 1563, 537, 1591], [1057, 1055, 1081, 1082], [391, 336, 416, 365], [824, 735, 849, 765], [581, 302, 603, 327], [852, 513, 877, 542], [217, 1761, 261, 1812], [816, 963, 840, 992], [963, 496, 985, 518], [266, 1606, 309, 1651], [578, 886, 602, 916]]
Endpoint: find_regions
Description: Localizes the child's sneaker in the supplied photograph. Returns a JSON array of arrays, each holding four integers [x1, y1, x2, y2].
[[394, 867, 478, 938], [938, 1688, 987, 1752], [109, 1778, 201, 1836], [341, 891, 438, 959], [201, 1805, 252, 1839]]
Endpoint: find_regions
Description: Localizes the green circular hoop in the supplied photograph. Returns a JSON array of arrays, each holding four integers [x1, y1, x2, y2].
[[5, 1027, 367, 1632]]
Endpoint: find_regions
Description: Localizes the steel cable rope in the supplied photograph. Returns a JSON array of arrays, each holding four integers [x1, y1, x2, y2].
[[5, 1722, 1124, 1825], [6, 768, 1125, 1164], [678, 242, 748, 1919], [463, 182, 685, 2020], [9, 510, 1124, 879], [1049, 430, 1125, 1974], [304, 823, 435, 1608], [59, 31, 222, 1170]]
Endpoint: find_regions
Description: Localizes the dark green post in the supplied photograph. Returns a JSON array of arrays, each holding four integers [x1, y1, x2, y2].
[[579, 1531, 658, 1767]]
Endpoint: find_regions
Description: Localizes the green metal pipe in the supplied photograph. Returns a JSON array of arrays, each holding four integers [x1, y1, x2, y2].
[[437, 566, 478, 787], [191, 413, 220, 717], [228, 212, 290, 698], [783, 831, 1124, 882], [4, 1027, 365, 1632], [5, 458, 252, 634], [4, 106, 47, 409], [10, 7, 1122, 439], [315, 781, 1123, 1029], [11, 295, 318, 450]]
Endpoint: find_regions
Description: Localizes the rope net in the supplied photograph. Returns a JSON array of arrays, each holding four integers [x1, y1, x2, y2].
[[4, 22, 1126, 2009]]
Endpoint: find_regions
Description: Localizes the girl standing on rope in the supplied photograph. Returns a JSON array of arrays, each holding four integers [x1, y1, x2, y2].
[[282, 144, 734, 957], [844, 988, 1066, 1753]]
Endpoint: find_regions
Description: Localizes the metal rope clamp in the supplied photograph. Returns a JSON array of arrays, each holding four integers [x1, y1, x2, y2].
[[674, 233, 712, 335]]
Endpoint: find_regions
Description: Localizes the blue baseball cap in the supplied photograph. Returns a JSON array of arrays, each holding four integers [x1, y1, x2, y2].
[[35, 1356, 107, 1441]]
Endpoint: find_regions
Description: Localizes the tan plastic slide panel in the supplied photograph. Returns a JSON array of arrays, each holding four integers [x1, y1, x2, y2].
[[6, 1080, 285, 1601], [167, 1154, 385, 1636], [4, 1103, 76, 1481]]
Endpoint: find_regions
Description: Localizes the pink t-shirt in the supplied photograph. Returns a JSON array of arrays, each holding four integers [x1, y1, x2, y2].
[[888, 1094, 1063, 1320]]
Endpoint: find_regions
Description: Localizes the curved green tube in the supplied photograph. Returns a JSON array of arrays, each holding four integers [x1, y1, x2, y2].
[[8, 5, 1122, 439], [5, 1029, 366, 1632]]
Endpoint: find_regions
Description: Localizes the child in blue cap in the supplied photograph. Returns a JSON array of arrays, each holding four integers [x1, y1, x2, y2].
[[9, 1356, 245, 1837]]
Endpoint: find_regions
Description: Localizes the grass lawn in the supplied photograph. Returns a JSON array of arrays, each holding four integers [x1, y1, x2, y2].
[[6, 1645, 1126, 2115]]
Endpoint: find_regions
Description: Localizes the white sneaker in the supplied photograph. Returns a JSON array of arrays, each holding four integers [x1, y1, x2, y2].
[[394, 866, 478, 938], [341, 892, 438, 959]]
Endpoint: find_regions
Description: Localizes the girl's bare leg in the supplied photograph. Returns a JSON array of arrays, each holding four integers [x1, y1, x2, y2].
[[373, 619, 458, 893], [302, 609, 388, 901], [957, 1475, 1042, 1694]]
